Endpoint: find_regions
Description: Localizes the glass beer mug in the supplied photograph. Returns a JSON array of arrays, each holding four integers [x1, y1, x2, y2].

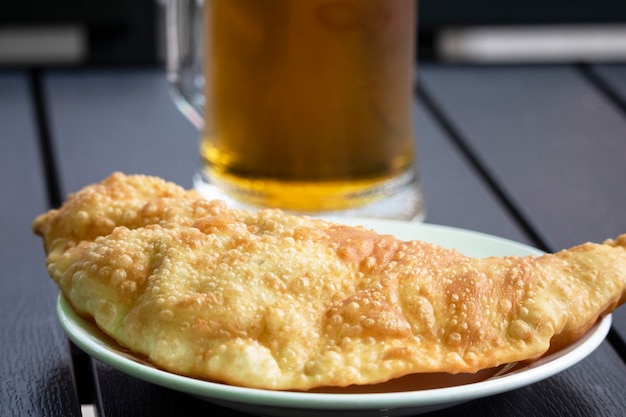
[[166, 0, 425, 220]]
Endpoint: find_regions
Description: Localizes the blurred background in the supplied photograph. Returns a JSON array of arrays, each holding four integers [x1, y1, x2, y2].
[[1, 0, 626, 67]]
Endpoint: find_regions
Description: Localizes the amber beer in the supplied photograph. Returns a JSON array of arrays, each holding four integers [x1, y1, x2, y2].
[[201, 0, 416, 212]]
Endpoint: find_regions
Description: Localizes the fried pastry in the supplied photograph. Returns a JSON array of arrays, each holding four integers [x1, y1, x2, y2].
[[33, 173, 626, 390]]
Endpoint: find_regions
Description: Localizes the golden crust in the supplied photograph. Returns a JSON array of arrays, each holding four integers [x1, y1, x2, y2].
[[33, 173, 626, 390]]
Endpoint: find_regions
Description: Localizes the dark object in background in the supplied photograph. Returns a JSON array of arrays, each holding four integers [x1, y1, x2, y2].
[[1, 0, 626, 66], [419, 0, 626, 62], [420, 0, 626, 28], [0, 0, 157, 66]]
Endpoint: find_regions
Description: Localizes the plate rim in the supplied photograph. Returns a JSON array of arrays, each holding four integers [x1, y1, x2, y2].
[[55, 220, 613, 411]]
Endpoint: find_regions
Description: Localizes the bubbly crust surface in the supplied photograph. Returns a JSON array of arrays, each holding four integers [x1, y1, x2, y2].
[[33, 173, 626, 390]]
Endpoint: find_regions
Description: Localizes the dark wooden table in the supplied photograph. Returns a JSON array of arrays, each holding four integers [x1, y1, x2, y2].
[[2, 63, 626, 416]]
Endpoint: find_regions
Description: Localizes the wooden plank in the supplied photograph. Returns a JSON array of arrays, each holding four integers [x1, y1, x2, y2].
[[419, 64, 626, 251], [0, 71, 80, 417], [417, 102, 531, 243], [92, 362, 249, 417], [43, 69, 199, 194]]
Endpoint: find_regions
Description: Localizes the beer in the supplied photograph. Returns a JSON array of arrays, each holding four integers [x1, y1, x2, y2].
[[201, 0, 416, 212]]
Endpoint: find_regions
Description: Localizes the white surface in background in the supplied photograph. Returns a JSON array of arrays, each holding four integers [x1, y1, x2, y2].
[[81, 404, 97, 417], [0, 26, 86, 64], [438, 24, 626, 62]]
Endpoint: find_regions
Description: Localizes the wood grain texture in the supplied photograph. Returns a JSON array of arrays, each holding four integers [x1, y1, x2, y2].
[[419, 64, 626, 250], [431, 343, 626, 417], [43, 69, 199, 195], [417, 100, 531, 243], [92, 361, 248, 417], [0, 71, 80, 417]]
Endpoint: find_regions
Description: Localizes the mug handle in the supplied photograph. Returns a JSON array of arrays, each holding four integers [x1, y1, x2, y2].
[[166, 0, 205, 129]]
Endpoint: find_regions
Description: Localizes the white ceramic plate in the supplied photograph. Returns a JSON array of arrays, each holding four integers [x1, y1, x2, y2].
[[56, 220, 612, 417]]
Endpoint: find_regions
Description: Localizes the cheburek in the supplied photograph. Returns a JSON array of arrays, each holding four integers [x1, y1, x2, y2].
[[33, 173, 626, 390]]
